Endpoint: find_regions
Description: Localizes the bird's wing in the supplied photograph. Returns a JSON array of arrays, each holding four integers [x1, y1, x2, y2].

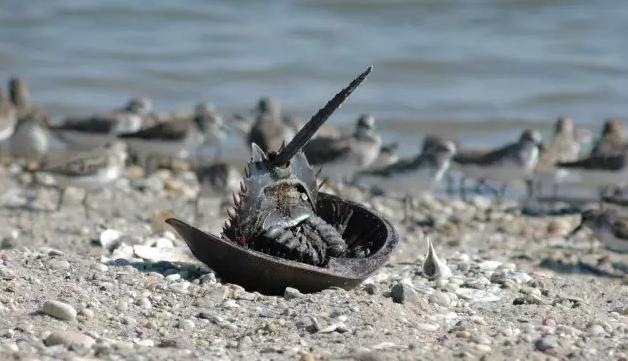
[[360, 156, 423, 177], [41, 150, 111, 177], [118, 120, 187, 140], [453, 149, 491, 164], [558, 154, 625, 171], [303, 137, 351, 165], [52, 115, 116, 133]]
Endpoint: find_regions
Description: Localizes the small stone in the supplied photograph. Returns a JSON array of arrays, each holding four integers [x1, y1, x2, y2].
[[99, 229, 122, 250], [44, 331, 95, 349], [301, 352, 318, 361], [363, 283, 377, 295], [390, 282, 418, 304], [0, 265, 16, 280], [475, 344, 492, 353], [42, 300, 77, 321], [93, 263, 108, 272], [587, 324, 606, 336], [165, 273, 181, 282], [471, 334, 491, 345], [222, 299, 239, 309], [284, 287, 303, 300], [513, 294, 545, 305], [178, 319, 195, 330], [48, 259, 71, 270], [79, 308, 94, 319], [429, 290, 450, 307], [137, 297, 152, 309], [535, 336, 558, 352], [542, 318, 556, 327]]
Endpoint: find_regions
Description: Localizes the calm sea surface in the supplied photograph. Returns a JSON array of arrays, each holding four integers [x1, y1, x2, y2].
[[1, 0, 627, 148]]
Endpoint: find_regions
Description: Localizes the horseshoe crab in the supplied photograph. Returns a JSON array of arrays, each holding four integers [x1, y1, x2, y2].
[[166, 67, 398, 294]]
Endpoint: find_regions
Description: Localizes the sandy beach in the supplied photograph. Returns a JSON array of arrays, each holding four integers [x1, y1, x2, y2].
[[0, 163, 626, 361]]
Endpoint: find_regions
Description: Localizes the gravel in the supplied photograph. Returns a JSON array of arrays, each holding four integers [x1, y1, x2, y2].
[[0, 165, 627, 360]]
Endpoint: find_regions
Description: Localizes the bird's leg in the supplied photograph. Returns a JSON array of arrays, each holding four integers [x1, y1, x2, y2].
[[498, 183, 508, 201], [525, 179, 534, 199], [446, 174, 455, 196], [82, 192, 90, 219], [402, 195, 412, 224], [193, 193, 201, 223], [56, 188, 66, 212], [459, 177, 467, 201]]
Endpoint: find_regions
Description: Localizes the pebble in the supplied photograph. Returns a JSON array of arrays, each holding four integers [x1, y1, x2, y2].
[[44, 331, 95, 349], [165, 273, 181, 282], [0, 265, 16, 280], [178, 319, 195, 330], [137, 297, 152, 309], [428, 290, 450, 307], [390, 282, 418, 304], [284, 287, 304, 300], [99, 229, 122, 250], [513, 294, 545, 305], [535, 336, 558, 352], [222, 299, 239, 309], [48, 259, 71, 270], [587, 324, 606, 336], [42, 300, 77, 321]]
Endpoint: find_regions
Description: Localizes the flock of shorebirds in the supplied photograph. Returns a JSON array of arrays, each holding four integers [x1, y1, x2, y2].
[[0, 77, 627, 254]]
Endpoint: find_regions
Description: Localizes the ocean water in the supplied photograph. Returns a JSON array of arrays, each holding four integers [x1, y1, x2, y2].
[[1, 0, 627, 149]]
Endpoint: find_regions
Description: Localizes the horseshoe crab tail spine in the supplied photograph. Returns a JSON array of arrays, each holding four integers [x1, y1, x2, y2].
[[271, 66, 373, 167]]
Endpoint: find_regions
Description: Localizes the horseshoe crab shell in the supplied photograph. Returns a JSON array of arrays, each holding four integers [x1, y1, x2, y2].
[[166, 193, 398, 294]]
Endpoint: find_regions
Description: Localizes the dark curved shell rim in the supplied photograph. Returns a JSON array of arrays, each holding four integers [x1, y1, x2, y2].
[[166, 193, 398, 294]]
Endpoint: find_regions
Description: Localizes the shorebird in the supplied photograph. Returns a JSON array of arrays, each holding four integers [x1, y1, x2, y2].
[[304, 114, 382, 183], [8, 77, 51, 126], [0, 87, 17, 142], [454, 129, 543, 198], [557, 145, 628, 196], [192, 162, 241, 220], [51, 97, 152, 149], [368, 142, 400, 169], [569, 208, 628, 253], [357, 136, 456, 221], [9, 114, 53, 163], [357, 136, 456, 194], [119, 102, 222, 172], [590, 119, 625, 157], [247, 97, 297, 153], [532, 117, 582, 196], [40, 141, 128, 215]]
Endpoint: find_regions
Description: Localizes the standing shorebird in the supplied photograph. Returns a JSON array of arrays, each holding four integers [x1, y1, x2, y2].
[[454, 129, 543, 198], [40, 141, 128, 215], [368, 142, 400, 169], [51, 97, 153, 149], [569, 208, 628, 253], [557, 146, 628, 197], [0, 87, 17, 142], [357, 136, 456, 194], [247, 97, 297, 154], [118, 102, 223, 172], [590, 119, 625, 157], [357, 137, 456, 221], [533, 117, 582, 196], [304, 114, 382, 183]]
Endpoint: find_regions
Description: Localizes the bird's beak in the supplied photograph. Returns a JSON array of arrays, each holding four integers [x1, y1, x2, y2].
[[567, 223, 583, 239]]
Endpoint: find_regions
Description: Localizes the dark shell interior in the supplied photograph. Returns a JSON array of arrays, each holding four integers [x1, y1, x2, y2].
[[167, 192, 398, 295]]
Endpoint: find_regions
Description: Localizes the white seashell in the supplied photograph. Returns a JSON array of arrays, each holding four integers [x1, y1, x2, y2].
[[422, 237, 452, 280]]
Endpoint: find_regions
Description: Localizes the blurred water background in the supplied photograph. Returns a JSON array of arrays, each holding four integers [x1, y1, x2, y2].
[[1, 0, 627, 151]]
